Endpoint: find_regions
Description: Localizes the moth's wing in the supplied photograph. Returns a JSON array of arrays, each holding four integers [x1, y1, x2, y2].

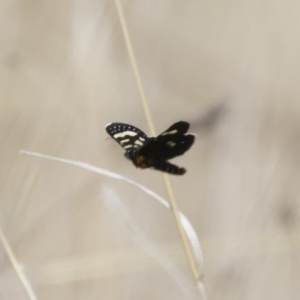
[[158, 121, 190, 136], [105, 123, 149, 151], [140, 122, 196, 160]]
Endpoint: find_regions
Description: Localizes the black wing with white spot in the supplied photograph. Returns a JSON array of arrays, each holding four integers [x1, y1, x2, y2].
[[139, 121, 196, 160], [105, 123, 150, 151], [159, 121, 190, 136]]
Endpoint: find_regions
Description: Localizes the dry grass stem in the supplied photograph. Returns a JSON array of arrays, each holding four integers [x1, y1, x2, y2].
[[113, 0, 203, 288], [0, 226, 38, 300]]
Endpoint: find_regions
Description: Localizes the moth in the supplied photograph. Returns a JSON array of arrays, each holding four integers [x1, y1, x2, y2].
[[105, 121, 196, 175]]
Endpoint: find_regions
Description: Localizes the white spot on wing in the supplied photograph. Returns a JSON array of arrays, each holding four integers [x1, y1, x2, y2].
[[139, 137, 145, 141], [114, 131, 138, 138], [167, 141, 176, 147], [120, 139, 130, 144], [134, 140, 143, 146], [124, 145, 132, 149], [161, 129, 178, 136]]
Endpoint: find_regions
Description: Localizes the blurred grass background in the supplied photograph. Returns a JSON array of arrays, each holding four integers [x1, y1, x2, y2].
[[1, 0, 300, 299]]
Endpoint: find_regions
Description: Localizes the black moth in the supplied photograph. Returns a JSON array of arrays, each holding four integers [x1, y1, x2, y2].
[[105, 121, 195, 175]]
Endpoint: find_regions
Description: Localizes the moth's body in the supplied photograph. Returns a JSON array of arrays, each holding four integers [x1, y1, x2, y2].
[[106, 121, 195, 175], [128, 153, 149, 169]]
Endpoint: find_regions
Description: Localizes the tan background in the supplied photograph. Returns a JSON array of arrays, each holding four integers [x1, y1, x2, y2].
[[1, 0, 300, 299]]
